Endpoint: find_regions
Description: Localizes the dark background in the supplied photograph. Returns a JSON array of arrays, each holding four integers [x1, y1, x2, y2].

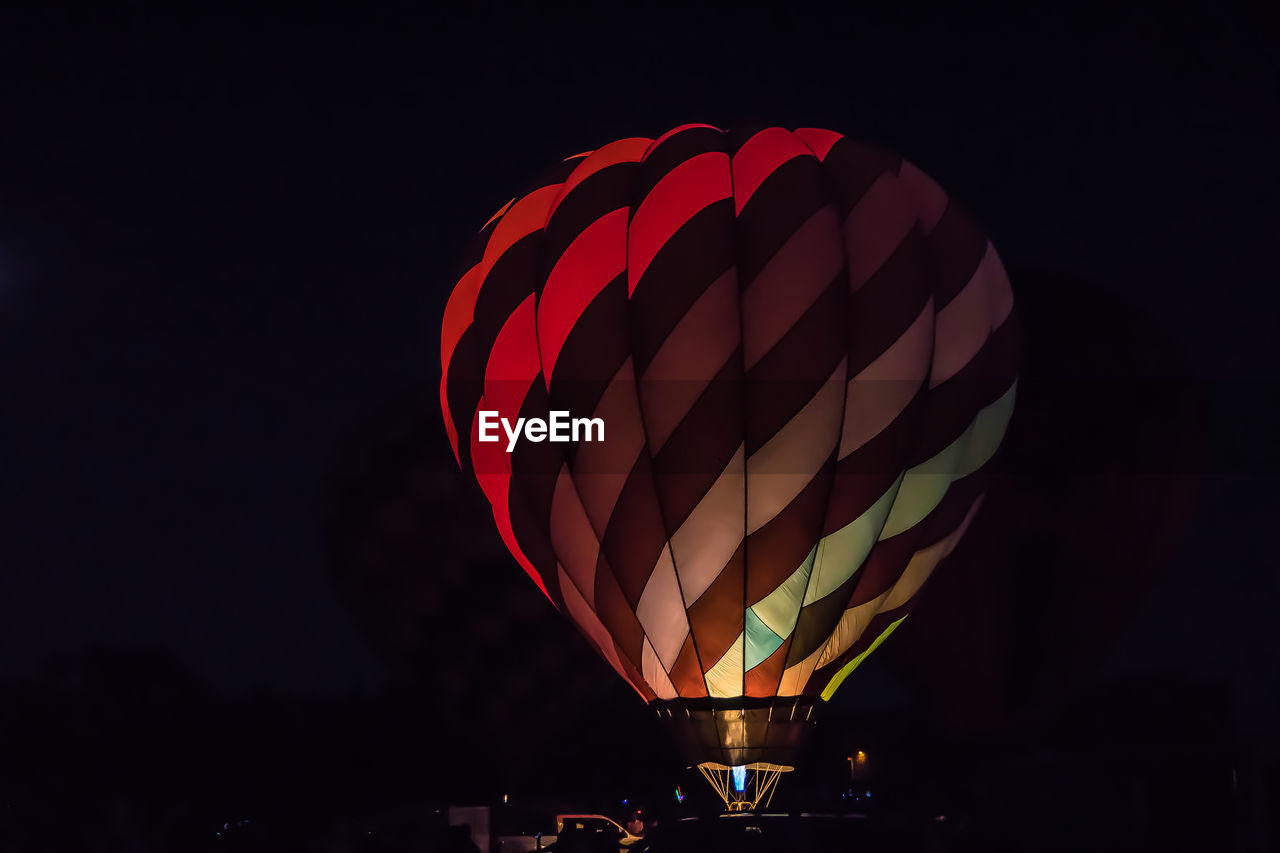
[[0, 3, 1277, 850]]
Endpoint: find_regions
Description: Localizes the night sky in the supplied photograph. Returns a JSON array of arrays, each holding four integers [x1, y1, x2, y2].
[[1, 4, 1276, 731]]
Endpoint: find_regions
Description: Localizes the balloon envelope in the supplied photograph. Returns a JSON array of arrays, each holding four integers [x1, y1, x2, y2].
[[440, 125, 1018, 767]]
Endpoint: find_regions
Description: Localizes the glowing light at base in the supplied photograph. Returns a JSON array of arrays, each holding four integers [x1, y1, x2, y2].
[[697, 762, 792, 812]]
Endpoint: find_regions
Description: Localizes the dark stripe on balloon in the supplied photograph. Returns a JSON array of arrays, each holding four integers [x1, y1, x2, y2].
[[633, 125, 726, 203], [925, 201, 989, 310], [547, 139, 649, 222], [824, 393, 926, 525], [743, 276, 848, 455], [686, 542, 746, 676], [912, 474, 989, 550], [650, 354, 744, 527], [599, 453, 671, 608], [506, 383, 571, 588], [543, 276, 632, 468], [791, 127, 843, 162], [810, 136, 902, 218], [594, 558, 647, 675], [785, 564, 865, 667], [733, 156, 832, 287], [628, 152, 732, 292], [540, 164, 638, 270], [909, 318, 1019, 466], [729, 127, 816, 214], [845, 230, 934, 375], [612, 637, 658, 703], [506, 475, 564, 610], [745, 459, 836, 606], [745, 633, 792, 698], [447, 235, 544, 460], [804, 600, 914, 694], [670, 633, 710, 698], [627, 201, 736, 374], [845, 530, 923, 609]]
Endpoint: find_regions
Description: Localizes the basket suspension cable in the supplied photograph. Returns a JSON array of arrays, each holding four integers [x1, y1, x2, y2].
[[695, 762, 795, 811], [759, 766, 783, 809]]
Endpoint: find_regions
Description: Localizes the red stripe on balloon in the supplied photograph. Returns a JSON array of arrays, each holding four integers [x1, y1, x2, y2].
[[439, 184, 560, 458], [480, 197, 515, 232], [484, 293, 541, 409], [549, 138, 652, 219], [628, 152, 732, 294], [793, 127, 844, 161], [439, 261, 486, 446], [473, 294, 548, 599], [647, 123, 722, 154], [470, 409, 547, 599], [441, 184, 562, 379], [537, 208, 629, 381], [731, 127, 813, 214]]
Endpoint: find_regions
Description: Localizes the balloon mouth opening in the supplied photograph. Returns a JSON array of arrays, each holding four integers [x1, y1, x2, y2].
[[651, 697, 820, 769]]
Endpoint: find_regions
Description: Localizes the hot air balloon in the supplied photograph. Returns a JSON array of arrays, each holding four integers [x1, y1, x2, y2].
[[439, 124, 1018, 809]]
